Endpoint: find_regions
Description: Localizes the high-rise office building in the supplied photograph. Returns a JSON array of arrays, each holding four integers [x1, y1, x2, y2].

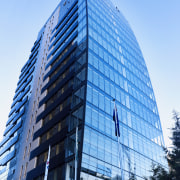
[[0, 0, 167, 179]]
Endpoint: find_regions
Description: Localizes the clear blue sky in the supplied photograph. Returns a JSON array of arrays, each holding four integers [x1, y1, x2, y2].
[[0, 0, 180, 147]]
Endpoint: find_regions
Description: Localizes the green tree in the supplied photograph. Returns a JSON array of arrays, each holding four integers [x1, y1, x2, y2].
[[129, 172, 137, 180], [144, 163, 171, 180], [144, 111, 180, 180], [166, 111, 180, 179]]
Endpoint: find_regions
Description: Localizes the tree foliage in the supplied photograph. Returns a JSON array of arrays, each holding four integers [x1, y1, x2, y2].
[[145, 111, 180, 180], [166, 111, 180, 179], [144, 164, 171, 180], [129, 172, 137, 180]]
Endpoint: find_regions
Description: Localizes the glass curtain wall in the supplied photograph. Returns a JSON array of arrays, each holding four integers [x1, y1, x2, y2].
[[81, 0, 167, 179]]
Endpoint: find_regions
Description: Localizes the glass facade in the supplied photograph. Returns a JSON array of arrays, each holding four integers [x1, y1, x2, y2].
[[0, 35, 41, 179], [0, 0, 167, 179], [81, 0, 166, 179], [27, 0, 88, 179]]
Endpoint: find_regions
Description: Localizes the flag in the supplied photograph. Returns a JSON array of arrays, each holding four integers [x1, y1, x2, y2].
[[75, 126, 78, 180], [113, 103, 120, 137], [44, 145, 51, 180]]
